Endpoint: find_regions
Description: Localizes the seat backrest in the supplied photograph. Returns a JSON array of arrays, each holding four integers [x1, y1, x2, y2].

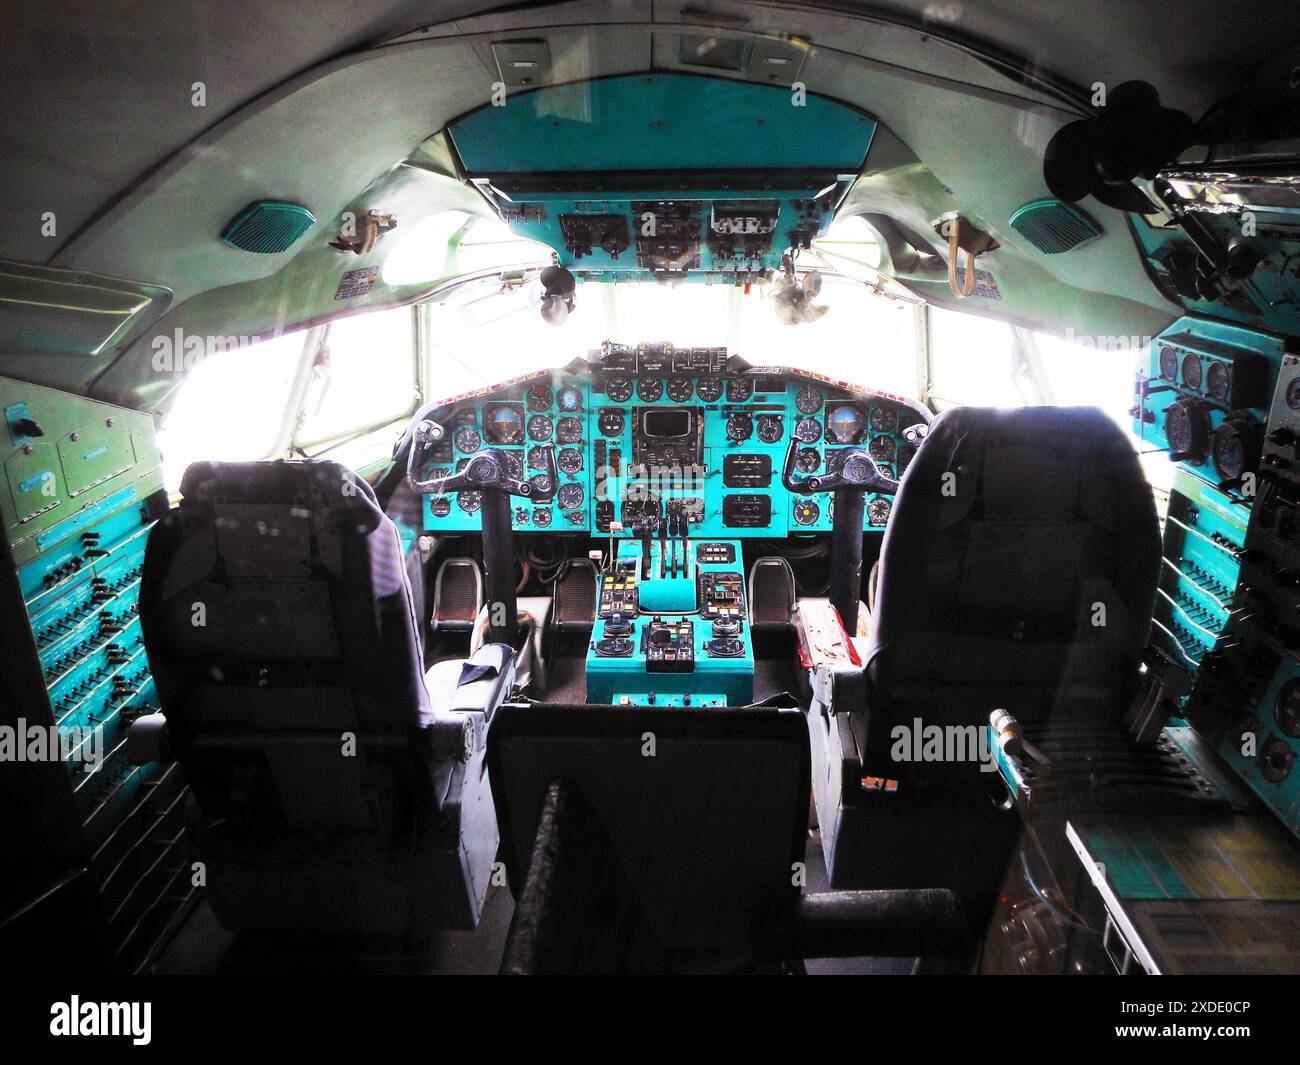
[[859, 406, 1160, 773], [139, 460, 432, 834]]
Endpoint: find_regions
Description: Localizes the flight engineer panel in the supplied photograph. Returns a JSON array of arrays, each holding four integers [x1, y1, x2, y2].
[[418, 342, 930, 537]]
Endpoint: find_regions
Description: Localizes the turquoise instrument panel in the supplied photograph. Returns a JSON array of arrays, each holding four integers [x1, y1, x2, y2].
[[416, 346, 930, 537]]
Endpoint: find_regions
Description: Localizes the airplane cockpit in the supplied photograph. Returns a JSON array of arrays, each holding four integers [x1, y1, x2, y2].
[[5, 1, 1300, 1018]]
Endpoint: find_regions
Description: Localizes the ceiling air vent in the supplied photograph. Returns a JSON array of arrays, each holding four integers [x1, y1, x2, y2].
[[221, 201, 317, 254], [1009, 199, 1102, 254]]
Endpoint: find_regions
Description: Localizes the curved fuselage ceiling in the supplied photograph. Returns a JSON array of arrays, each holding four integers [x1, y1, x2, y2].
[[2, 1, 1298, 412]]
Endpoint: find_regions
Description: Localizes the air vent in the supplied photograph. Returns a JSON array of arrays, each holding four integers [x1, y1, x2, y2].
[[1009, 199, 1102, 254], [221, 201, 316, 254]]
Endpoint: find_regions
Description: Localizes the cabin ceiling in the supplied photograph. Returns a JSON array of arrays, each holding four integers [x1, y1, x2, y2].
[[2, 1, 1299, 408]]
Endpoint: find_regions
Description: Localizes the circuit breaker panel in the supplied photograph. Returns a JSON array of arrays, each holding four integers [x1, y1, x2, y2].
[[0, 376, 195, 972]]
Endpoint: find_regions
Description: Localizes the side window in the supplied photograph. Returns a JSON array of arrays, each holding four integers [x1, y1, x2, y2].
[[156, 330, 308, 493], [295, 306, 418, 446]]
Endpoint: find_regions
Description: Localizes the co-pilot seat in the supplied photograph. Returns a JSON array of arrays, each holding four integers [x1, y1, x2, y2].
[[810, 407, 1161, 891], [132, 460, 508, 935]]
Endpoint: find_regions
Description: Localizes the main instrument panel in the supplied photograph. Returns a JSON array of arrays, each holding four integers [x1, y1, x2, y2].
[[419, 342, 929, 537]]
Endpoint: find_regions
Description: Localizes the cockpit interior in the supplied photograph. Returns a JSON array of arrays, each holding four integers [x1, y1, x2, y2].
[[6, 1, 1300, 1009]]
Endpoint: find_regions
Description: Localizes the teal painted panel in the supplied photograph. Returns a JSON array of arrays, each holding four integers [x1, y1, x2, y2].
[[449, 74, 876, 175]]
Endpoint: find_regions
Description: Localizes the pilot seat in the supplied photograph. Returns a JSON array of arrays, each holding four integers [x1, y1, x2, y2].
[[130, 460, 508, 935], [809, 407, 1161, 892]]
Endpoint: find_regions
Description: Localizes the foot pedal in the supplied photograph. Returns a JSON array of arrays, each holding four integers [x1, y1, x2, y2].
[[433, 558, 483, 633], [553, 559, 597, 633], [748, 556, 795, 631]]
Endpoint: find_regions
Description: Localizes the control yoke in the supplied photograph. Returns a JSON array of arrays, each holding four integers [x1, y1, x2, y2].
[[781, 439, 899, 496], [407, 419, 558, 645], [781, 439, 899, 635]]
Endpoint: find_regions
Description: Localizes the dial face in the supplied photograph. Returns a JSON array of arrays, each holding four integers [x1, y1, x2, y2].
[[527, 447, 550, 471], [1181, 353, 1203, 391], [483, 403, 524, 445], [526, 384, 554, 412], [795, 386, 823, 414], [1206, 360, 1230, 403], [756, 415, 784, 444], [726, 377, 753, 402], [1158, 345, 1179, 381], [637, 377, 664, 402], [696, 378, 724, 402], [456, 490, 482, 513], [557, 483, 585, 510], [667, 377, 694, 403], [792, 500, 820, 526], [826, 404, 866, 444], [598, 409, 626, 437], [558, 447, 583, 475], [1288, 377, 1300, 411], [868, 498, 892, 526], [527, 414, 554, 441], [1165, 399, 1211, 462], [557, 416, 583, 443], [430, 498, 451, 517], [453, 426, 481, 453], [794, 417, 822, 444], [869, 434, 896, 462], [500, 451, 524, 480], [604, 376, 634, 403], [557, 385, 584, 412], [795, 447, 820, 474], [1211, 424, 1246, 481], [1277, 679, 1300, 739], [725, 412, 753, 442], [533, 507, 552, 528], [869, 405, 898, 433], [528, 473, 553, 496]]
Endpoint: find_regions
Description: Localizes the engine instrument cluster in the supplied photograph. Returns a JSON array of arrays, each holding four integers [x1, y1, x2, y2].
[[418, 342, 929, 536]]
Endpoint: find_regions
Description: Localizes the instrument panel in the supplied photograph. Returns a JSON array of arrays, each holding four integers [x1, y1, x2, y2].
[[418, 343, 930, 536]]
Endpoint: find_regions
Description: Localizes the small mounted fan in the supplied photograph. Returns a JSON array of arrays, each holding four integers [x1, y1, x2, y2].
[[1043, 82, 1193, 214]]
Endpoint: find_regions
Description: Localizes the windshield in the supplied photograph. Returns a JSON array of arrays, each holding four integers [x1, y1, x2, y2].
[[421, 270, 920, 402]]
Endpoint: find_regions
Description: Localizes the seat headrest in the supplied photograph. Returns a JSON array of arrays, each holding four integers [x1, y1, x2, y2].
[[179, 460, 381, 528]]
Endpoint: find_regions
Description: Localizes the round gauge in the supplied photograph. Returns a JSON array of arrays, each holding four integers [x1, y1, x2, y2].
[[795, 447, 820, 474], [453, 426, 481, 453], [557, 483, 585, 510], [430, 498, 451, 517], [795, 386, 823, 415], [527, 447, 550, 471], [1277, 679, 1300, 739], [456, 491, 482, 514], [637, 378, 663, 402], [501, 451, 524, 479], [696, 378, 724, 402], [1211, 414, 1262, 482], [533, 507, 552, 528], [604, 376, 634, 403], [757, 415, 784, 444], [794, 418, 822, 444], [667, 377, 694, 403], [868, 498, 892, 526], [557, 417, 583, 443], [556, 385, 583, 412], [1261, 737, 1295, 784], [1158, 345, 1179, 381], [726, 377, 753, 402], [1288, 378, 1300, 411], [726, 412, 753, 442], [529, 473, 553, 496], [876, 464, 896, 480], [527, 414, 553, 441], [793, 500, 820, 526], [869, 405, 898, 434], [869, 435, 896, 462], [1181, 353, 1203, 391], [1206, 360, 1230, 403], [598, 410, 625, 437], [826, 405, 866, 444], [526, 384, 553, 412], [558, 447, 583, 475], [1164, 398, 1212, 464]]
